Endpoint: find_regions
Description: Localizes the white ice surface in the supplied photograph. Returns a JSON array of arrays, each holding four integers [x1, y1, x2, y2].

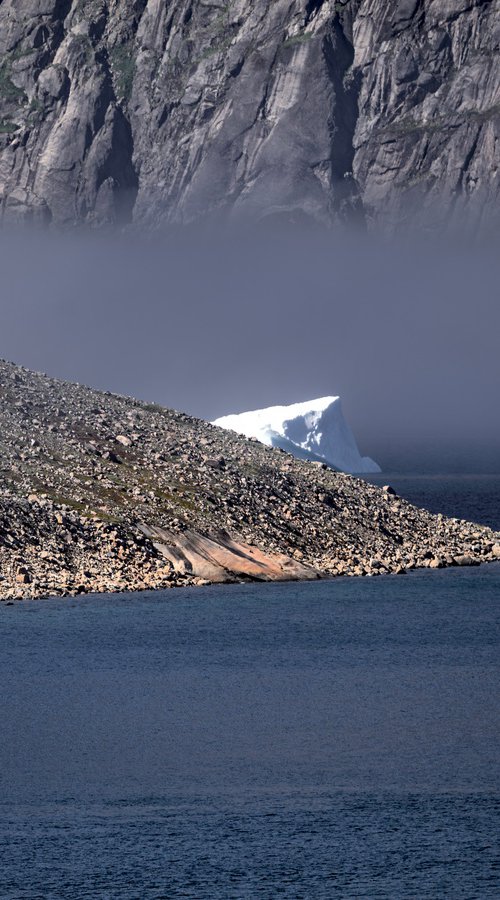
[[213, 396, 381, 474]]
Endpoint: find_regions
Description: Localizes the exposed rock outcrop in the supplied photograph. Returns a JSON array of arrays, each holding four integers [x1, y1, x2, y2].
[[139, 524, 320, 583], [0, 0, 498, 231], [0, 357, 498, 600]]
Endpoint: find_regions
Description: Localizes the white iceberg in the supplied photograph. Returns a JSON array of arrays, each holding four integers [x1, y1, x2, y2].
[[213, 396, 381, 474]]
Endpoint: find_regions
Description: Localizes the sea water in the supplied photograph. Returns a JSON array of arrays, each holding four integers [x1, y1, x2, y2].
[[0, 477, 499, 898]]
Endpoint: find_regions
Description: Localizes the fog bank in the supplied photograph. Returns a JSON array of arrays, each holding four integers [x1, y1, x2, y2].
[[1, 228, 498, 472]]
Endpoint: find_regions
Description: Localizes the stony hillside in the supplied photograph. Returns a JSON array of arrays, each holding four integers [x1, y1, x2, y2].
[[0, 358, 498, 601], [0, 0, 498, 231]]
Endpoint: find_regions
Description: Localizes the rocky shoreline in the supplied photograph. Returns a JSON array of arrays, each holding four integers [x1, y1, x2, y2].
[[1, 358, 499, 602]]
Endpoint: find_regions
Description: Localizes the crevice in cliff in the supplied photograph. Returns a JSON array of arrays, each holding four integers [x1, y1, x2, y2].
[[104, 108, 138, 225], [55, 0, 74, 23], [436, 0, 492, 27], [305, 0, 324, 21], [323, 16, 364, 226], [95, 53, 138, 225], [458, 130, 481, 195]]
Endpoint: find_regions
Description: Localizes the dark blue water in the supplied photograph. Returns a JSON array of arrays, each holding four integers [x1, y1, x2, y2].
[[365, 473, 500, 532], [1, 478, 499, 898]]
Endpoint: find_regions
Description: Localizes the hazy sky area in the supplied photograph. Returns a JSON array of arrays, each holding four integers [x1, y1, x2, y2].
[[0, 228, 499, 473]]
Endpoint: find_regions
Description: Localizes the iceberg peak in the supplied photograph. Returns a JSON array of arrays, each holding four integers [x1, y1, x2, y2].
[[213, 396, 381, 474]]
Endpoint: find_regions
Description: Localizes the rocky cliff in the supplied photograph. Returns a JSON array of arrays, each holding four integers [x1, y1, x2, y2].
[[0, 358, 499, 600], [0, 0, 498, 230]]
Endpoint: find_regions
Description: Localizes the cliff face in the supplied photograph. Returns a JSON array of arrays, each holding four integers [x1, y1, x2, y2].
[[0, 0, 498, 231]]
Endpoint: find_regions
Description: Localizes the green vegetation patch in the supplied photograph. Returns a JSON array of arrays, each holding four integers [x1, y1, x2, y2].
[[0, 120, 19, 134], [388, 104, 500, 139], [0, 62, 27, 105], [466, 102, 500, 124], [213, 2, 233, 31], [200, 34, 233, 61], [9, 45, 35, 63], [36, 488, 88, 513], [283, 31, 314, 49], [29, 97, 44, 114], [110, 42, 136, 102]]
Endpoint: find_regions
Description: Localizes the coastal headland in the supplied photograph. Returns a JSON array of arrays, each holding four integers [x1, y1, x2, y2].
[[1, 359, 499, 601]]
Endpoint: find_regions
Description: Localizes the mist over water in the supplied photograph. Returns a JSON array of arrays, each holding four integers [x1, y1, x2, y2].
[[0, 226, 498, 472]]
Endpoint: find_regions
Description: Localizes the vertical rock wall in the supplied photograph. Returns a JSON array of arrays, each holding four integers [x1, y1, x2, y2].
[[0, 0, 498, 231]]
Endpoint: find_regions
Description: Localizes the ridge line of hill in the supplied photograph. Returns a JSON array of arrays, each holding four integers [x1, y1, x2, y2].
[[1, 358, 499, 601]]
